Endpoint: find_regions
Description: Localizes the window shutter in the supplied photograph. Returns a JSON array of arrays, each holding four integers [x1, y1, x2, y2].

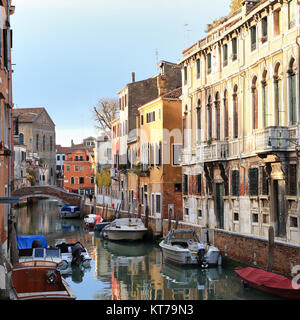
[[196, 174, 202, 194], [231, 170, 240, 196], [248, 168, 258, 196], [289, 164, 297, 196]]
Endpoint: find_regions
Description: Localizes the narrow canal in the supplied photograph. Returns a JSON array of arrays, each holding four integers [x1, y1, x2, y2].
[[13, 199, 281, 300]]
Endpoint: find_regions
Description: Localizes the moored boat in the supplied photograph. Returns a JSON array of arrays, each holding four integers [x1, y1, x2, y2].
[[60, 204, 81, 219], [235, 267, 300, 300], [159, 229, 221, 267], [11, 260, 76, 300], [17, 235, 62, 265], [84, 214, 97, 228], [102, 218, 148, 241]]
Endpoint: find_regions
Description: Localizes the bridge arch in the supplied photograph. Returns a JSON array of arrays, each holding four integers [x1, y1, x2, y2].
[[12, 186, 83, 208]]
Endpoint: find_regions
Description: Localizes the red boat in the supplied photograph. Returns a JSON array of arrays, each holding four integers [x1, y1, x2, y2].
[[235, 267, 300, 300]]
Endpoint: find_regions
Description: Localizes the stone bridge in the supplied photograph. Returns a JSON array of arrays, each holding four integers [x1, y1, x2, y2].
[[12, 186, 83, 208]]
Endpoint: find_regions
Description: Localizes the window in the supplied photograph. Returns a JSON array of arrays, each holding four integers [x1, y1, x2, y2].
[[289, 164, 297, 196], [248, 168, 258, 196], [252, 77, 258, 130], [75, 166, 79, 172], [184, 66, 187, 85], [156, 142, 162, 167], [36, 134, 39, 151], [273, 9, 280, 37], [288, 59, 297, 125], [63, 155, 65, 161], [261, 17, 268, 43], [233, 212, 239, 222], [290, 217, 298, 228], [252, 213, 259, 223], [231, 170, 240, 196], [172, 144, 182, 166], [223, 44, 228, 67], [66, 165, 70, 172], [224, 90, 229, 139], [207, 53, 212, 74], [19, 133, 24, 145], [141, 115, 144, 125], [71, 177, 75, 184], [198, 209, 202, 218], [288, 0, 296, 29], [57, 155, 60, 161], [196, 58, 200, 78], [183, 174, 188, 195], [232, 38, 237, 61], [215, 92, 220, 140], [50, 136, 53, 152], [79, 177, 84, 184], [250, 26, 257, 51], [155, 194, 161, 214], [174, 183, 182, 192], [233, 85, 238, 139], [207, 95, 212, 139], [262, 70, 268, 127], [196, 100, 201, 142], [261, 167, 269, 195], [196, 174, 202, 194], [151, 194, 155, 214], [274, 63, 283, 126], [43, 135, 45, 151], [80, 166, 84, 171]]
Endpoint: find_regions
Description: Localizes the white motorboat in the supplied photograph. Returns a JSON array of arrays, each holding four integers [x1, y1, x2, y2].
[[60, 204, 81, 219], [159, 229, 221, 267], [102, 218, 148, 241], [84, 214, 97, 228]]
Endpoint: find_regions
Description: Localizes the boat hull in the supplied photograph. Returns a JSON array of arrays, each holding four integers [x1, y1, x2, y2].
[[105, 229, 147, 241], [60, 211, 80, 219]]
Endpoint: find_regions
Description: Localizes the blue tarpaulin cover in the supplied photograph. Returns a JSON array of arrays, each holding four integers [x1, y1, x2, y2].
[[17, 235, 48, 249]]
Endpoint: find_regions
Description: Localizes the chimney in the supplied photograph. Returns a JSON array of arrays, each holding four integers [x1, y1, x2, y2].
[[131, 72, 135, 83], [157, 75, 168, 96], [242, 0, 257, 15]]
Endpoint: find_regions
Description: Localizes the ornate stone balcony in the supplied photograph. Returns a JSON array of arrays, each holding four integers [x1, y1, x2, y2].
[[196, 140, 229, 162]]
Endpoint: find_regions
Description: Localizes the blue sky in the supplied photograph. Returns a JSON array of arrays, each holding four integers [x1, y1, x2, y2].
[[11, 0, 231, 146]]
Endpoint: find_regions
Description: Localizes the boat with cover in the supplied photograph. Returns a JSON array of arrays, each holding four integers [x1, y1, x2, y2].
[[102, 218, 148, 241], [235, 267, 300, 299], [11, 260, 76, 300], [159, 229, 221, 267], [84, 214, 97, 228], [17, 235, 62, 265], [60, 204, 81, 219]]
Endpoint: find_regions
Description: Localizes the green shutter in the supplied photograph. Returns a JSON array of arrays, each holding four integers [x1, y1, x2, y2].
[[249, 168, 258, 196]]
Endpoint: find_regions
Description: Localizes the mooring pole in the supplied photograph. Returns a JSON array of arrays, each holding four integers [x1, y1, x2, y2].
[[267, 226, 275, 272], [174, 209, 180, 230]]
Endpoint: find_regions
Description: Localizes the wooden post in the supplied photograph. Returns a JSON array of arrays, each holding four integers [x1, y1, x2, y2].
[[267, 226, 275, 272], [174, 209, 180, 230], [8, 220, 18, 266], [138, 204, 142, 219], [145, 205, 149, 229]]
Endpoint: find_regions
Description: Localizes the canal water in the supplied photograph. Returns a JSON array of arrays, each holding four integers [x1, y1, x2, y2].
[[14, 199, 281, 300]]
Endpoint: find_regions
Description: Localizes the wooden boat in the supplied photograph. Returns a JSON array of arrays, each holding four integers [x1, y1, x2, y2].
[[11, 260, 76, 300], [235, 267, 300, 300]]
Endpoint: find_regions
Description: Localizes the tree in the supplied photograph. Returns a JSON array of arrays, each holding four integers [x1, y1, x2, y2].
[[93, 98, 119, 135], [230, 0, 243, 14]]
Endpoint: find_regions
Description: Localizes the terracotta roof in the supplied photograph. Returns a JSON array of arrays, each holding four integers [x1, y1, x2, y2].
[[162, 87, 182, 100], [56, 145, 71, 154], [12, 108, 45, 122]]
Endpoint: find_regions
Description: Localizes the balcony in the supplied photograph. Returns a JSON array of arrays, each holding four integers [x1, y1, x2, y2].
[[196, 140, 228, 162]]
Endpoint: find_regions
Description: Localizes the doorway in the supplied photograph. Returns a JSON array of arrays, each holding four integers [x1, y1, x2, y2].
[[216, 183, 224, 229]]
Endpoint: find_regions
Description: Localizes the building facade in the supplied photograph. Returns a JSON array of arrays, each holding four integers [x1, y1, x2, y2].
[[0, 1, 15, 255], [112, 60, 182, 212], [179, 0, 299, 243], [12, 107, 56, 186]]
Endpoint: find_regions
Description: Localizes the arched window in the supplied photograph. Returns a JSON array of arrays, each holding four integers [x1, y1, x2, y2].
[[252, 76, 258, 130], [19, 133, 24, 145], [196, 98, 201, 142], [207, 95, 212, 140], [233, 85, 238, 139], [224, 90, 229, 139], [288, 58, 297, 125], [43, 135, 46, 152], [262, 70, 268, 127], [71, 177, 75, 185], [215, 92, 220, 140], [274, 63, 283, 126]]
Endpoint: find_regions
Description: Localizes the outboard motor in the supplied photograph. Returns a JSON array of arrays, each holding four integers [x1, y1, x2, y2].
[[196, 243, 208, 268], [32, 240, 43, 248], [71, 242, 85, 265]]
